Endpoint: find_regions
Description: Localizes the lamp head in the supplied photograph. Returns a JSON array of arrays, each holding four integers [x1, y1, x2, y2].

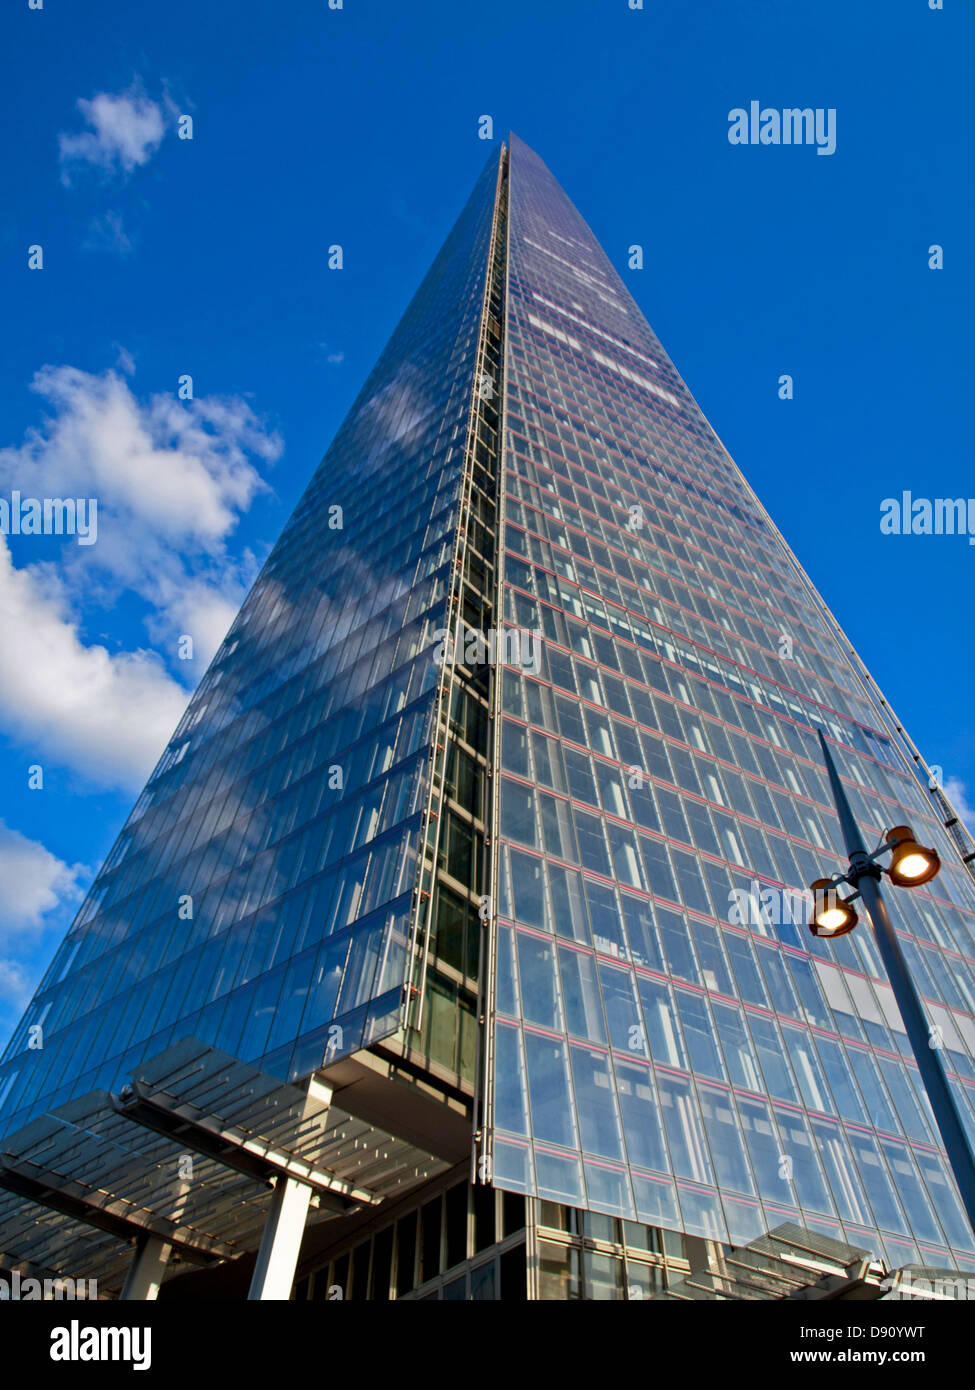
[[809, 878, 858, 938], [885, 825, 940, 888]]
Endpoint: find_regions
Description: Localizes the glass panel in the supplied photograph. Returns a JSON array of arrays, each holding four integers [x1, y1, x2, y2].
[[538, 1240, 582, 1300], [656, 1071, 713, 1184], [524, 1033, 578, 1149], [698, 1084, 755, 1195], [570, 1045, 625, 1160], [445, 1182, 468, 1269], [419, 1198, 442, 1284], [396, 1214, 417, 1297], [585, 1251, 625, 1300], [470, 1261, 497, 1300]]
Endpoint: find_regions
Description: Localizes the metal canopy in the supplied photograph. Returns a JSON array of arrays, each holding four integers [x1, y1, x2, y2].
[[0, 1187, 135, 1293], [653, 1223, 883, 1301], [114, 1039, 381, 1212], [0, 1037, 450, 1294], [0, 1087, 278, 1289], [700, 1237, 974, 1299]]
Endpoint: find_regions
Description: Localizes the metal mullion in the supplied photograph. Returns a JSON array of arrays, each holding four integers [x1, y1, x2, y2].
[[411, 148, 510, 1037], [472, 145, 511, 1196]]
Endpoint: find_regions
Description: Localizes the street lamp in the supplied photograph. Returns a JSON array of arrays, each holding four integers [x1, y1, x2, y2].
[[809, 730, 975, 1237], [885, 826, 941, 888], [809, 879, 858, 937]]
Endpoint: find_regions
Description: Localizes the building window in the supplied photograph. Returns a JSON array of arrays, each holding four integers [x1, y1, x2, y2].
[[445, 1182, 469, 1268], [419, 1196, 443, 1284], [538, 1240, 583, 1300], [396, 1213, 417, 1298], [370, 1227, 393, 1301]]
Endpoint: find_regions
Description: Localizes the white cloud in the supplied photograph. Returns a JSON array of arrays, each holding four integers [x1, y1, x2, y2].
[[944, 777, 975, 834], [9, 365, 277, 544], [0, 821, 87, 934], [0, 362, 281, 790], [1, 364, 279, 645], [0, 538, 188, 789], [59, 87, 166, 182], [142, 573, 248, 667], [315, 344, 345, 366], [0, 958, 33, 1026], [82, 209, 133, 255], [0, 823, 88, 1040]]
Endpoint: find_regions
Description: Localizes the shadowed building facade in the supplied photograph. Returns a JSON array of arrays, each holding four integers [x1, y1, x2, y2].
[[2, 136, 975, 1300]]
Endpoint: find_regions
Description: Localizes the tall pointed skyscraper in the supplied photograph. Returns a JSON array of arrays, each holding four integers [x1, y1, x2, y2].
[[3, 136, 975, 1301]]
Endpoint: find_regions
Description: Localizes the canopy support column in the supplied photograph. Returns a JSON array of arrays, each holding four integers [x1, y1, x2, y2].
[[247, 1176, 313, 1301], [120, 1233, 172, 1301]]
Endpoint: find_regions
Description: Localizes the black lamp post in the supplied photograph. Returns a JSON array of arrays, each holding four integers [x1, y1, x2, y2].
[[810, 730, 975, 1237]]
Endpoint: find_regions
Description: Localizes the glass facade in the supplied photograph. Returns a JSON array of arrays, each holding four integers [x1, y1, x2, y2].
[[3, 132, 975, 1289], [0, 147, 503, 1133], [288, 1176, 699, 1302], [479, 134, 975, 1273], [290, 1172, 529, 1303]]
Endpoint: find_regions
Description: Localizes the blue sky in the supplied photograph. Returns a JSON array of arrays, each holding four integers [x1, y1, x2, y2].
[[0, 0, 971, 1044]]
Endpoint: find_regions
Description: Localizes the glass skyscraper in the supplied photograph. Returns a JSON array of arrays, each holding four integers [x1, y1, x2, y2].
[[2, 135, 975, 1300]]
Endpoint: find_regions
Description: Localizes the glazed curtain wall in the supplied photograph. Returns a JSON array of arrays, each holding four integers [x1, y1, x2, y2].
[[486, 134, 975, 1271], [0, 149, 503, 1135]]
